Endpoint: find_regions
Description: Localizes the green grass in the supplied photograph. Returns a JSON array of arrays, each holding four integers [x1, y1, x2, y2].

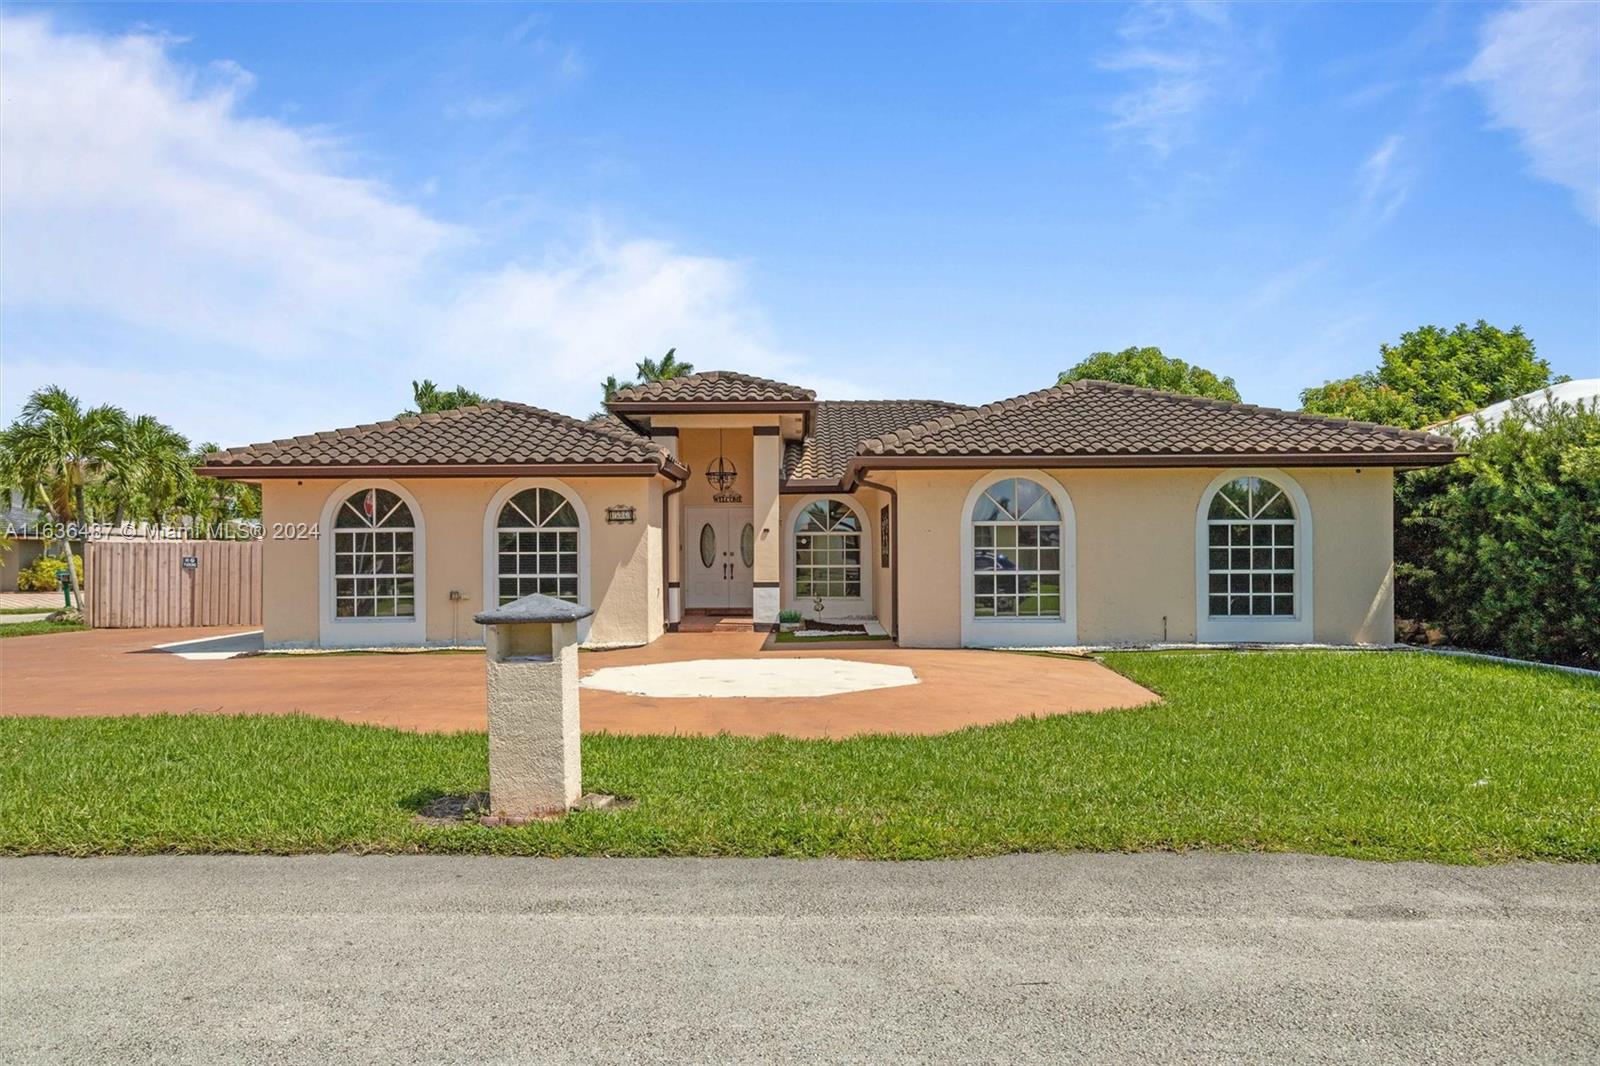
[[773, 630, 893, 644], [1, 651, 1595, 862], [0, 620, 88, 638], [252, 648, 484, 658], [0, 606, 63, 615]]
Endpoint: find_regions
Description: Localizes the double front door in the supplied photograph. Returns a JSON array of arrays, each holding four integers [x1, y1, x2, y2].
[[684, 507, 754, 611]]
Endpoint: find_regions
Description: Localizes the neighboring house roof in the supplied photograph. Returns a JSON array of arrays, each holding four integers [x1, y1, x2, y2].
[[199, 402, 688, 480], [849, 380, 1459, 477], [1435, 378, 1600, 436], [784, 400, 972, 486], [607, 371, 817, 409]]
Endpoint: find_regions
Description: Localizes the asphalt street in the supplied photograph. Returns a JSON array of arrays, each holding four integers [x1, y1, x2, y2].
[[2, 853, 1595, 1064]]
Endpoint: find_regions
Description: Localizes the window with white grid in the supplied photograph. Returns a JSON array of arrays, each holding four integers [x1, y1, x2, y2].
[[333, 488, 416, 619], [1205, 476, 1296, 618], [794, 500, 862, 599], [495, 488, 580, 605], [971, 478, 1062, 618]]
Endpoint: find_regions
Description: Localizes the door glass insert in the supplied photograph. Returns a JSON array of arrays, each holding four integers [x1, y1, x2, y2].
[[740, 523, 755, 568], [699, 523, 717, 568]]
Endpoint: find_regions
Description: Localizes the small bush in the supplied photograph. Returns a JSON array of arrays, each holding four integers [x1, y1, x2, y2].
[[16, 552, 83, 592], [777, 609, 803, 625], [1399, 398, 1599, 668]]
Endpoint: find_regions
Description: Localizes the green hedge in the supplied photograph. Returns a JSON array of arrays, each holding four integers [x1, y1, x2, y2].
[[15, 552, 83, 592], [1398, 399, 1598, 669]]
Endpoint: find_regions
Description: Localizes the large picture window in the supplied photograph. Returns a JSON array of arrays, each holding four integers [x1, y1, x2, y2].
[[1205, 476, 1296, 617], [794, 500, 862, 599], [971, 477, 1061, 618], [495, 488, 580, 605], [333, 488, 415, 619]]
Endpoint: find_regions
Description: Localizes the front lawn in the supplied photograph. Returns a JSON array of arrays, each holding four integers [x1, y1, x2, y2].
[[0, 619, 88, 639], [772, 630, 893, 644], [1, 651, 1595, 862]]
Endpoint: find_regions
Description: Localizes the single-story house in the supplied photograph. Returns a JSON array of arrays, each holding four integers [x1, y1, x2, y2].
[[199, 371, 1459, 649]]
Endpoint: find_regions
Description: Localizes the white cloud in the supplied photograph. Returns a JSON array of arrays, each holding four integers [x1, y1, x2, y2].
[[0, 14, 794, 442], [1463, 1, 1600, 225], [428, 237, 794, 407], [1358, 133, 1413, 224], [0, 16, 458, 357], [1099, 1, 1272, 157]]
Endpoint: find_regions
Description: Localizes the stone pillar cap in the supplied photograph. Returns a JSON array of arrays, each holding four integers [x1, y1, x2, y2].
[[474, 594, 595, 626]]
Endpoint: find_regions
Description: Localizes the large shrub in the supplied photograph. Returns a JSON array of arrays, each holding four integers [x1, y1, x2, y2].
[[1399, 400, 1599, 668], [16, 552, 83, 592]]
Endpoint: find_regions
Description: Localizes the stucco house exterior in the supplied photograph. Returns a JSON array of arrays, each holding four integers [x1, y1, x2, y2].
[[199, 371, 1459, 650]]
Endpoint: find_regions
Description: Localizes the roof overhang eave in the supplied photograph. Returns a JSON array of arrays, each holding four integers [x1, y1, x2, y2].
[[842, 449, 1463, 487], [780, 476, 845, 494]]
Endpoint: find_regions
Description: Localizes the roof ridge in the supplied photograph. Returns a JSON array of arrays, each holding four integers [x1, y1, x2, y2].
[[1073, 379, 1455, 445], [204, 399, 676, 467], [209, 401, 511, 460], [856, 380, 1083, 454], [608, 369, 817, 404], [818, 398, 972, 408]]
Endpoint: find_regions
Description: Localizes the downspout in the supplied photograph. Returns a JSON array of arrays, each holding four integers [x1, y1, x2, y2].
[[856, 474, 898, 642], [661, 474, 688, 631]]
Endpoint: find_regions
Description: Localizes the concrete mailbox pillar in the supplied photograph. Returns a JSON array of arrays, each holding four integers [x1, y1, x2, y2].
[[473, 593, 595, 822]]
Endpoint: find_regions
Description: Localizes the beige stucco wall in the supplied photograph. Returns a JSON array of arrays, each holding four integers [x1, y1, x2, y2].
[[259, 475, 664, 649], [0, 537, 48, 593], [891, 465, 1395, 648]]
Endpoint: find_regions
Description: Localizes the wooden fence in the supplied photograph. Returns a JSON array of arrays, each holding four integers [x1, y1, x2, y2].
[[85, 540, 262, 628]]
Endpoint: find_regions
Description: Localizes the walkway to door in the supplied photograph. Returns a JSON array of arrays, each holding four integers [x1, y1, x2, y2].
[[0, 628, 1160, 738], [676, 610, 757, 634]]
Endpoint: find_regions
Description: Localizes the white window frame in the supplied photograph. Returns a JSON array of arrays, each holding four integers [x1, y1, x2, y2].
[[1194, 468, 1314, 643], [959, 470, 1077, 648], [483, 478, 591, 644], [783, 494, 872, 617], [318, 479, 427, 647]]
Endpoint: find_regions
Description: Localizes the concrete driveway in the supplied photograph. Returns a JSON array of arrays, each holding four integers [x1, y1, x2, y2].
[[0, 627, 1156, 736], [2, 853, 1595, 1065]]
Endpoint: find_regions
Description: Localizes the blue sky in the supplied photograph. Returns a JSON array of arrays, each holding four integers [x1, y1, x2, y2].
[[2, 2, 1596, 446]]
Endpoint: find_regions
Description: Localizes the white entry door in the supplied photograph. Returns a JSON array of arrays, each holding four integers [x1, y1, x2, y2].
[[685, 508, 755, 611]]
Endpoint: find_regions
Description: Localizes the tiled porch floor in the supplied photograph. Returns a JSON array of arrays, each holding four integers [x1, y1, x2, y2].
[[0, 628, 1159, 738]]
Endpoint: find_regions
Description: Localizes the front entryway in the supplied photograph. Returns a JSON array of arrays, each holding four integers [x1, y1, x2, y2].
[[684, 507, 754, 611]]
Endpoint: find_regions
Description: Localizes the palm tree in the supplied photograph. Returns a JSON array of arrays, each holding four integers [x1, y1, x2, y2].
[[0, 386, 125, 603], [400, 379, 488, 417], [635, 348, 694, 384], [594, 349, 693, 416], [182, 442, 261, 537], [103, 414, 192, 528]]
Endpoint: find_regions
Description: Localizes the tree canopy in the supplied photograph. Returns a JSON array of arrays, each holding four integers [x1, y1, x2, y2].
[[0, 386, 260, 564], [1300, 321, 1561, 429], [1057, 347, 1241, 402], [1397, 397, 1598, 668], [400, 379, 490, 418]]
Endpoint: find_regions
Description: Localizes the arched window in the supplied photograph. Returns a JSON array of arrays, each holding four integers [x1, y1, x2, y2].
[[332, 488, 415, 619], [971, 477, 1061, 618], [794, 500, 861, 599], [495, 487, 580, 605], [1205, 476, 1296, 617]]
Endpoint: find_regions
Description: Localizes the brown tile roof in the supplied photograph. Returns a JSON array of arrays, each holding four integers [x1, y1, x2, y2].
[[608, 370, 816, 406], [853, 380, 1459, 468], [784, 400, 972, 484], [200, 402, 683, 478]]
